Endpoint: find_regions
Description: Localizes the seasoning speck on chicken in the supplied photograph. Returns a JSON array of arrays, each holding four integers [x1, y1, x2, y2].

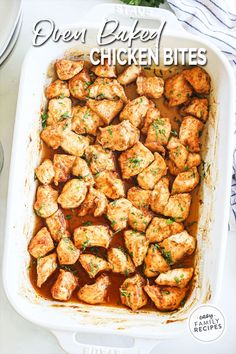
[[72, 157, 94, 186], [124, 230, 149, 267], [51, 269, 78, 301], [28, 227, 54, 259], [144, 244, 170, 278], [164, 73, 192, 106], [145, 117, 171, 153], [47, 97, 72, 126], [57, 179, 87, 209], [172, 167, 200, 194], [87, 78, 127, 102], [108, 248, 135, 275], [68, 69, 91, 100], [150, 177, 170, 214], [35, 159, 55, 185], [180, 97, 209, 122], [146, 217, 184, 243], [79, 254, 111, 278], [106, 198, 132, 232], [137, 76, 164, 99], [137, 152, 167, 190], [87, 99, 123, 125], [91, 60, 116, 78], [155, 267, 194, 288], [183, 66, 211, 95], [120, 274, 147, 311], [53, 154, 75, 186], [34, 185, 58, 218], [55, 59, 84, 80], [119, 96, 150, 128], [179, 116, 204, 153], [163, 193, 191, 221], [45, 79, 70, 99], [85, 144, 115, 174], [144, 285, 187, 311], [128, 206, 153, 232], [78, 274, 110, 304], [127, 186, 151, 210], [46, 209, 70, 242], [78, 186, 107, 217], [95, 171, 125, 200], [57, 238, 80, 265], [36, 253, 57, 287], [74, 225, 111, 249], [118, 65, 142, 85], [72, 105, 104, 136]]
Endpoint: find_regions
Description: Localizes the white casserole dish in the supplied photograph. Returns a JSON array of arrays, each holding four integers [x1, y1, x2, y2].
[[2, 4, 235, 354]]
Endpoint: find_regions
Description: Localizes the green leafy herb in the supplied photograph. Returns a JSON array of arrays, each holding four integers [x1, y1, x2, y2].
[[82, 221, 92, 226], [41, 113, 48, 129], [120, 289, 130, 297], [82, 239, 90, 251], [128, 157, 143, 168], [162, 250, 173, 265], [174, 276, 180, 284], [59, 93, 65, 99], [166, 218, 175, 225], [65, 214, 72, 220], [61, 111, 70, 119]]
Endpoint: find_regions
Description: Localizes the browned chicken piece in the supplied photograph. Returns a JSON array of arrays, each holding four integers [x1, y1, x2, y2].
[[119, 142, 154, 179], [45, 79, 70, 100], [91, 60, 116, 78], [87, 99, 123, 125], [97, 120, 140, 151], [57, 238, 80, 265], [68, 69, 91, 100], [164, 73, 192, 106], [46, 209, 70, 242], [51, 269, 78, 301], [155, 267, 194, 288], [55, 59, 84, 80], [179, 116, 204, 153], [163, 193, 191, 221], [72, 157, 94, 186], [61, 131, 90, 156], [146, 217, 184, 243], [124, 230, 149, 267], [150, 177, 170, 214], [74, 225, 111, 249], [183, 67, 211, 95], [79, 254, 111, 278], [144, 285, 187, 311], [85, 144, 115, 174], [35, 159, 55, 185], [172, 167, 200, 194], [53, 154, 75, 186], [28, 227, 54, 258], [128, 206, 153, 232], [34, 185, 58, 218], [180, 97, 209, 122], [41, 119, 71, 150], [72, 105, 104, 136], [36, 253, 57, 287], [168, 153, 201, 176], [108, 248, 135, 275], [78, 274, 110, 304], [47, 97, 72, 126], [119, 96, 150, 128], [144, 141, 165, 155], [77, 186, 107, 217], [144, 244, 170, 277], [127, 187, 151, 210], [106, 198, 132, 231], [95, 171, 125, 200], [136, 76, 164, 99], [167, 137, 188, 170], [137, 152, 167, 190], [118, 65, 142, 85], [57, 179, 87, 209], [120, 274, 147, 311], [87, 78, 127, 102], [141, 106, 160, 134], [159, 231, 196, 264], [145, 117, 171, 153]]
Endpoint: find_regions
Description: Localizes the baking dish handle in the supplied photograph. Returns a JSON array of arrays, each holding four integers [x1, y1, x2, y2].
[[52, 330, 158, 354]]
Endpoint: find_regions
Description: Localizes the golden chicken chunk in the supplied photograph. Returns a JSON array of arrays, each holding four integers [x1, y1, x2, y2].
[[28, 227, 54, 259], [127, 186, 151, 210], [87, 99, 123, 125], [164, 73, 192, 106], [172, 167, 200, 194], [61, 131, 90, 156], [87, 78, 127, 102], [95, 171, 125, 200], [163, 193, 191, 221], [144, 285, 187, 311], [41, 119, 71, 150], [180, 97, 209, 122], [146, 217, 184, 243], [35, 159, 55, 185], [183, 66, 211, 95], [74, 225, 111, 249], [72, 157, 94, 186], [97, 120, 140, 151], [144, 244, 170, 277], [120, 274, 147, 311], [155, 267, 194, 288], [159, 231, 196, 264], [124, 230, 149, 267], [179, 116, 204, 153], [136, 76, 164, 99], [145, 117, 171, 153], [141, 106, 160, 134], [167, 137, 189, 170], [57, 238, 80, 265], [72, 105, 104, 136], [118, 65, 142, 85], [137, 152, 167, 190], [68, 69, 91, 100], [51, 269, 77, 301], [45, 79, 70, 99], [79, 254, 111, 278], [85, 144, 115, 174], [46, 209, 70, 242], [57, 179, 87, 209], [119, 96, 150, 128], [108, 248, 135, 276], [34, 185, 58, 218], [150, 177, 170, 214], [128, 206, 153, 232], [36, 253, 57, 287], [91, 60, 116, 78], [55, 59, 84, 80], [47, 97, 72, 126], [78, 274, 110, 304], [77, 186, 107, 217], [119, 142, 154, 179], [53, 154, 75, 186], [106, 198, 132, 232], [168, 153, 201, 176]]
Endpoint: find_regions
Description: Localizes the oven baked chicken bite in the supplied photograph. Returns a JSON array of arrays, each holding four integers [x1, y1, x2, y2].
[[87, 78, 127, 102], [128, 206, 153, 232], [79, 254, 111, 278], [95, 171, 125, 200], [144, 285, 187, 311], [91, 60, 116, 78], [46, 209, 70, 242], [119, 142, 154, 179], [180, 97, 209, 122], [51, 269, 78, 301], [53, 154, 75, 186], [146, 217, 184, 243], [36, 253, 57, 287], [77, 186, 107, 217], [155, 267, 194, 288], [150, 177, 170, 214], [108, 248, 135, 275], [179, 116, 204, 153], [145, 117, 171, 154], [55, 59, 84, 80], [124, 230, 149, 267], [28, 227, 54, 258], [35, 159, 55, 185], [41, 119, 71, 150], [34, 185, 58, 218], [72, 157, 94, 186], [141, 106, 160, 134], [78, 274, 110, 305], [127, 186, 151, 210], [167, 137, 189, 170], [118, 64, 142, 85], [120, 274, 147, 311], [60, 130, 90, 157], [56, 238, 80, 265], [69, 69, 91, 100], [87, 99, 123, 125], [137, 152, 167, 190], [163, 193, 191, 221], [144, 244, 170, 277], [45, 79, 70, 99], [85, 144, 115, 174], [136, 76, 164, 99], [183, 66, 211, 95], [168, 153, 201, 176], [73, 225, 111, 249], [57, 179, 87, 209], [72, 105, 104, 136], [119, 96, 150, 128], [47, 97, 72, 126], [172, 167, 200, 194], [164, 73, 192, 106], [106, 198, 132, 232]]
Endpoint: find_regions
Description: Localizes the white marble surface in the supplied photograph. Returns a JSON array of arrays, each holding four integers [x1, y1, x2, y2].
[[0, 1, 236, 353]]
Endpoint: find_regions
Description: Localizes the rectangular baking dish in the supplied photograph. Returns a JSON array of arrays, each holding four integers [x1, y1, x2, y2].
[[2, 4, 235, 354]]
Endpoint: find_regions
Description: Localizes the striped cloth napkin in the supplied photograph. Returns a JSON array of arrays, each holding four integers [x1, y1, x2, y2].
[[166, 0, 236, 231]]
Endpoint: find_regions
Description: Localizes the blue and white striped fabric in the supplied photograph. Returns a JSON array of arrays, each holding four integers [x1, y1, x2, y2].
[[166, 0, 236, 231]]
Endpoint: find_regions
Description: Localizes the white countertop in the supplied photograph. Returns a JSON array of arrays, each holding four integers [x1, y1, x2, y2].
[[0, 0, 236, 353]]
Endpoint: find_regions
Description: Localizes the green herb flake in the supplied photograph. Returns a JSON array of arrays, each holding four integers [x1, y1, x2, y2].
[[82, 239, 90, 251], [82, 221, 92, 226], [41, 113, 48, 129], [120, 289, 130, 297], [65, 214, 72, 220]]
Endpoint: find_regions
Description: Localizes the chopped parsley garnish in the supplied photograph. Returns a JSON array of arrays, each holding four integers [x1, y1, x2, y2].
[[128, 157, 143, 169], [65, 214, 72, 220], [174, 276, 180, 284], [82, 221, 92, 226], [41, 113, 48, 129], [82, 239, 90, 251], [61, 111, 70, 118], [166, 218, 175, 225], [120, 289, 130, 297]]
